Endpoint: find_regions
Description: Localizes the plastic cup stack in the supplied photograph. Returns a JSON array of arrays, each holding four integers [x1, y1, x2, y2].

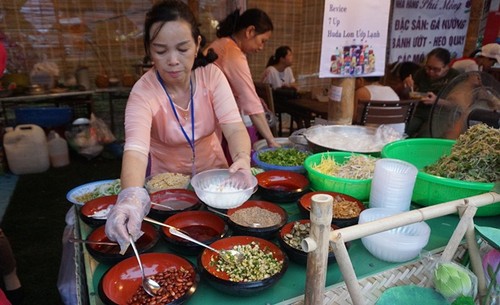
[[369, 158, 418, 211]]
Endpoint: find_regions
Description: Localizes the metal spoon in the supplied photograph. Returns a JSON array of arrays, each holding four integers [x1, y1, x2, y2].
[[168, 227, 245, 264], [150, 201, 174, 210], [143, 216, 244, 264], [128, 235, 161, 297], [69, 238, 118, 246], [206, 207, 262, 228]]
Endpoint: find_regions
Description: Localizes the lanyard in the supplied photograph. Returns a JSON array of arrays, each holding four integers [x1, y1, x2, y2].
[[156, 70, 196, 175]]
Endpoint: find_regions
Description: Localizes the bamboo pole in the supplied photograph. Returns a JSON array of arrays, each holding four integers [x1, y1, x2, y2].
[[457, 205, 488, 304], [332, 234, 365, 305], [440, 204, 477, 262], [304, 194, 333, 305], [330, 192, 499, 243]]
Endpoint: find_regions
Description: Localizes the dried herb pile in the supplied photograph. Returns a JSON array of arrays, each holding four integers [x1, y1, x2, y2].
[[425, 124, 499, 183]]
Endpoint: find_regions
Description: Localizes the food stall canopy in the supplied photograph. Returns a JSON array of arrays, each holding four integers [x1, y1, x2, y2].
[[319, 0, 391, 78], [388, 0, 471, 64]]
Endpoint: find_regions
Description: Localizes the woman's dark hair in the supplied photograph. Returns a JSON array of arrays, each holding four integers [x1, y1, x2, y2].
[[427, 47, 452, 65], [143, 0, 217, 69], [266, 46, 291, 67], [216, 8, 273, 38]]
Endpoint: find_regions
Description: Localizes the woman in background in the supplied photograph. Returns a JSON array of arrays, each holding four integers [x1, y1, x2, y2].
[[207, 8, 280, 148], [403, 47, 460, 137], [262, 46, 297, 90], [105, 0, 252, 253]]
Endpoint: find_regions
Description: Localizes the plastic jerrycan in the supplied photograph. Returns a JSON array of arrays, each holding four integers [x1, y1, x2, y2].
[[48, 130, 70, 167], [3, 124, 50, 174]]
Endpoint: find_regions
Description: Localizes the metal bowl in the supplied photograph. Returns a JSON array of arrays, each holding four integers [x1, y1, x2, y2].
[[299, 125, 400, 154]]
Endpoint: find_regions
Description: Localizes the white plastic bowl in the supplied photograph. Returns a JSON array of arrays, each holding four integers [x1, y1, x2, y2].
[[359, 208, 431, 263], [190, 169, 257, 209]]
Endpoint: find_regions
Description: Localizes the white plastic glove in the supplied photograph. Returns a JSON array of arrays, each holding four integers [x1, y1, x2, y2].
[[105, 187, 151, 254]]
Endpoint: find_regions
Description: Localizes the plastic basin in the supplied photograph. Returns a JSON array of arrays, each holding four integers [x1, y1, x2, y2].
[[381, 138, 499, 216], [304, 152, 373, 201]]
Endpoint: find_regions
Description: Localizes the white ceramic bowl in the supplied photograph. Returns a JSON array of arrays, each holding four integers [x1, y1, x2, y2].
[[190, 169, 257, 209], [359, 208, 431, 263]]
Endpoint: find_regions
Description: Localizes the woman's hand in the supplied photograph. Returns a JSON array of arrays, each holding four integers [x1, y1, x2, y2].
[[267, 138, 281, 148], [105, 187, 151, 254]]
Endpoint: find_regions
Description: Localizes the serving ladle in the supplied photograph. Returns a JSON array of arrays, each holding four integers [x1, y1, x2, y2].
[[128, 235, 161, 297], [206, 207, 262, 228], [143, 217, 244, 264]]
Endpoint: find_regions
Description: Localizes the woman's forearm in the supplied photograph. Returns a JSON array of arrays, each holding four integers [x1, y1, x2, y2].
[[120, 150, 149, 189], [249, 112, 276, 145]]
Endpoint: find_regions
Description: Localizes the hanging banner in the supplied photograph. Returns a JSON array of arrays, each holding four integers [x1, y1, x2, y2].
[[319, 0, 391, 78], [388, 0, 471, 64]]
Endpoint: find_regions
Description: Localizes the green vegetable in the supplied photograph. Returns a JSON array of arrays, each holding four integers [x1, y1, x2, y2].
[[451, 295, 474, 305], [424, 124, 499, 183], [258, 148, 309, 167], [434, 263, 473, 299]]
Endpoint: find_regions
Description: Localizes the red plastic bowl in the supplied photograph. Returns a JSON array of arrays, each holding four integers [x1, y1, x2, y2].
[[198, 236, 288, 295], [226, 200, 288, 239], [86, 223, 159, 265], [79, 195, 117, 227], [99, 253, 199, 305], [161, 210, 228, 255], [256, 170, 309, 203], [298, 191, 366, 227], [149, 189, 202, 221]]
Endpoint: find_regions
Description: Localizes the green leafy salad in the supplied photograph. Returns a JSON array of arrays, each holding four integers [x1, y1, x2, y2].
[[258, 148, 310, 167]]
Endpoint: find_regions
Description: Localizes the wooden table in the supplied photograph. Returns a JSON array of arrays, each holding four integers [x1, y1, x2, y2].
[[274, 96, 329, 134]]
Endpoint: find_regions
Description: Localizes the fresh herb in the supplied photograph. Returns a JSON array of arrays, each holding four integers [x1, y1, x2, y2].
[[211, 242, 283, 282], [258, 148, 309, 167], [425, 124, 499, 183]]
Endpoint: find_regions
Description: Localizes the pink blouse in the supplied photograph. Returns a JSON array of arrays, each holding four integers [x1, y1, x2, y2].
[[208, 37, 264, 116], [123, 64, 242, 176]]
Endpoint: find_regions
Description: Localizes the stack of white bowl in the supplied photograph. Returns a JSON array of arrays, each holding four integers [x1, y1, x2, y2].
[[369, 158, 418, 211]]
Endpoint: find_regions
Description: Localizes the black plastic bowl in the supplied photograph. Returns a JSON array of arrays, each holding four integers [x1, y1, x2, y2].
[[86, 223, 159, 265], [256, 170, 310, 203], [226, 200, 288, 240], [99, 252, 199, 305], [148, 189, 202, 221], [161, 210, 229, 255], [79, 195, 117, 227], [198, 236, 288, 296], [297, 191, 366, 228], [278, 219, 349, 265]]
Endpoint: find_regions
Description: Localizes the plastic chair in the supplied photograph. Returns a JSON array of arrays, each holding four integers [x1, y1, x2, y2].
[[357, 99, 418, 126], [254, 82, 278, 136]]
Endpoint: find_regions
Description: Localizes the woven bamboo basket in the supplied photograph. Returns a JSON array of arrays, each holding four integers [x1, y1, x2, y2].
[[286, 244, 471, 305]]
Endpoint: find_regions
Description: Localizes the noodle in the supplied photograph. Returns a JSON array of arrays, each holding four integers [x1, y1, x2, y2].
[[312, 154, 378, 179], [146, 172, 190, 193]]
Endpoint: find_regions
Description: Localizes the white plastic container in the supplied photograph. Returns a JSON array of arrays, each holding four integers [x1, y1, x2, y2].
[[48, 130, 70, 167], [3, 124, 50, 174]]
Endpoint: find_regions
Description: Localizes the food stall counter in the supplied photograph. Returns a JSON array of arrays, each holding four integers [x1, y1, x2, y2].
[[74, 200, 499, 305]]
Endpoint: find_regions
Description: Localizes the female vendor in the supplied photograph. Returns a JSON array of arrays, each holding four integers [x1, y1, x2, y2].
[[105, 0, 252, 252]]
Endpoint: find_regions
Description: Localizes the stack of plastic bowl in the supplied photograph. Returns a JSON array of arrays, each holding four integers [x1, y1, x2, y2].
[[369, 158, 418, 211], [358, 208, 431, 263]]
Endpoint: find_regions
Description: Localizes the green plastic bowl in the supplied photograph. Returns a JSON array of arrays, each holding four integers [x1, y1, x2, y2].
[[381, 138, 499, 216], [304, 152, 373, 201]]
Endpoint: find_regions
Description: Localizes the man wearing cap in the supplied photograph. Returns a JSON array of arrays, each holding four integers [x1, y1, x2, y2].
[[452, 43, 500, 73]]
